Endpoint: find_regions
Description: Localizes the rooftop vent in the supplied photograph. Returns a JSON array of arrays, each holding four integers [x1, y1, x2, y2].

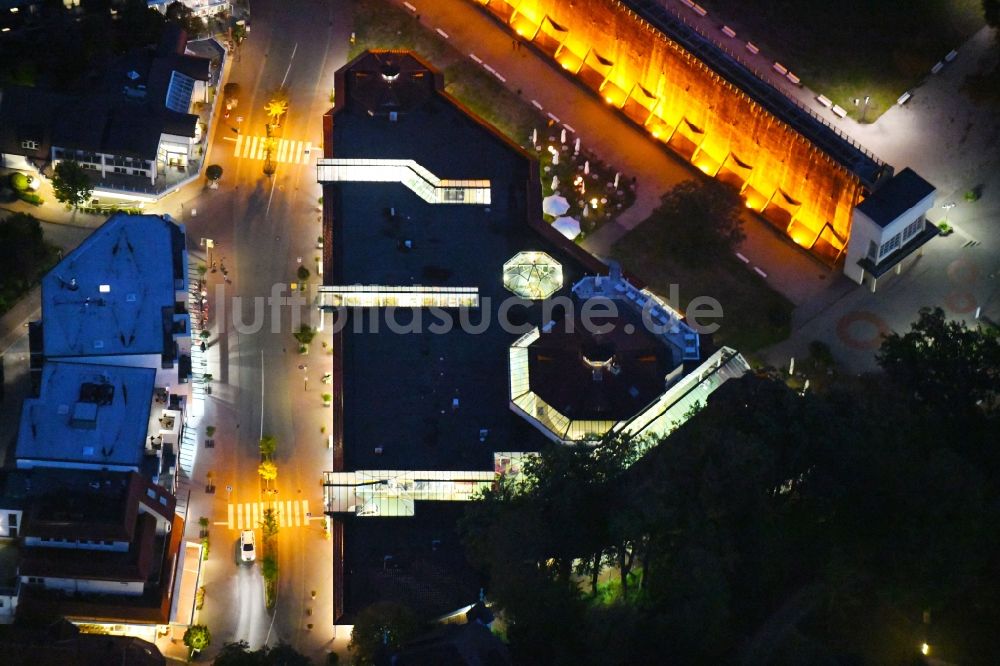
[[93, 339, 104, 349], [57, 275, 79, 291], [381, 61, 401, 83], [79, 381, 114, 405], [70, 402, 99, 429]]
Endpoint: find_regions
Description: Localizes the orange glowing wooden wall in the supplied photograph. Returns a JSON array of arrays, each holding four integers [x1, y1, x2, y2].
[[475, 0, 865, 255]]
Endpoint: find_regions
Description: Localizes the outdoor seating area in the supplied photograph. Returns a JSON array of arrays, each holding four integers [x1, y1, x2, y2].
[[533, 127, 636, 239]]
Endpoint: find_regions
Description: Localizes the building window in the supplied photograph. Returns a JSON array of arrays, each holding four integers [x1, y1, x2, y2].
[[878, 233, 902, 259], [902, 217, 924, 243], [21, 140, 39, 150]]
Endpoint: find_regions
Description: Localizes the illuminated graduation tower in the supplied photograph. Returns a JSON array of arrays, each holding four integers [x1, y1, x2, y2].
[[470, 0, 892, 263]]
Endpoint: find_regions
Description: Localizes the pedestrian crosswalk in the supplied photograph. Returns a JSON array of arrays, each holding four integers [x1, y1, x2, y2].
[[227, 499, 314, 530], [233, 135, 313, 164]]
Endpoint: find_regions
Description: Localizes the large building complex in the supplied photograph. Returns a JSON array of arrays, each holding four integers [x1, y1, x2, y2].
[[317, 50, 748, 622], [467, 0, 936, 284]]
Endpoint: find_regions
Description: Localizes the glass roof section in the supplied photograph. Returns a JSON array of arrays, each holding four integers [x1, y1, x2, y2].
[[502, 251, 563, 300]]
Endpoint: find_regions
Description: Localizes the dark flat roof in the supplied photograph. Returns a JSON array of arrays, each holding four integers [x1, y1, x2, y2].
[[529, 307, 671, 421], [341, 504, 482, 622], [331, 52, 594, 472], [856, 167, 936, 228]]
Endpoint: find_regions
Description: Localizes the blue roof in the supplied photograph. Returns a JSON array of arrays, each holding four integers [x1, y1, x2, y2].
[[17, 362, 156, 469], [41, 214, 186, 359], [856, 167, 936, 228]]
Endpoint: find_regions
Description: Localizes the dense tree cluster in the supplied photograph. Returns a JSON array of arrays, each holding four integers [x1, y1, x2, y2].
[[646, 179, 746, 264], [0, 0, 208, 90], [463, 310, 999, 665], [213, 640, 311, 665], [0, 213, 59, 314]]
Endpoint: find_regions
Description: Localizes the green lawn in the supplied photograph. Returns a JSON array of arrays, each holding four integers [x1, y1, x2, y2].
[[613, 218, 793, 353], [698, 0, 984, 122]]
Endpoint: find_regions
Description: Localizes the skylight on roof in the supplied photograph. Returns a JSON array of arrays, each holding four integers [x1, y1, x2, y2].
[[99, 284, 111, 293]]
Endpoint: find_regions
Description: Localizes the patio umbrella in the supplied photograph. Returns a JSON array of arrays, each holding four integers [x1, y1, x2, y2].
[[542, 194, 570, 217], [552, 216, 581, 240]]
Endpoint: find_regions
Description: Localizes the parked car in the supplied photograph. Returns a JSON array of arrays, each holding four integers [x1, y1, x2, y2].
[[240, 529, 256, 563]]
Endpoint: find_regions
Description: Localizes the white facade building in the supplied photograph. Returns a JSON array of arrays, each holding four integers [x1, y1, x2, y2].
[[845, 168, 937, 291]]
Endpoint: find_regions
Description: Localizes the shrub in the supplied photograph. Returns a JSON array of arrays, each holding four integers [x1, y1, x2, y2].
[[262, 553, 279, 581], [809, 340, 835, 366], [9, 172, 29, 192], [322, 393, 333, 405], [18, 191, 43, 206], [297, 264, 310, 281], [293, 323, 316, 345]]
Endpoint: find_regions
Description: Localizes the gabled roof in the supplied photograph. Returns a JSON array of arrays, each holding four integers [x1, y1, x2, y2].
[[856, 167, 936, 228], [20, 512, 158, 582]]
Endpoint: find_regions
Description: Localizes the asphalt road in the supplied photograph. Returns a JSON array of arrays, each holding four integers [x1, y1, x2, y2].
[[180, 0, 354, 660]]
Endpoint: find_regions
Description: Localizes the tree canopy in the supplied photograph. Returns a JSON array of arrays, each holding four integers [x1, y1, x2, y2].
[[212, 640, 311, 665], [877, 306, 999, 413], [0, 213, 58, 314], [984, 0, 1000, 28], [463, 329, 1000, 664], [647, 179, 745, 264], [165, 1, 203, 38], [183, 624, 211, 654], [349, 602, 422, 666], [52, 160, 93, 209]]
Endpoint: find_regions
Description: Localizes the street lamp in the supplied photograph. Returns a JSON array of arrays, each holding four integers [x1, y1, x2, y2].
[[299, 364, 308, 391], [853, 95, 871, 122], [200, 238, 215, 270], [942, 200, 956, 224]]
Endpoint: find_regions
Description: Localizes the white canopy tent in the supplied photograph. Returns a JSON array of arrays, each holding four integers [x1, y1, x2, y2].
[[542, 194, 570, 217], [552, 216, 582, 240]]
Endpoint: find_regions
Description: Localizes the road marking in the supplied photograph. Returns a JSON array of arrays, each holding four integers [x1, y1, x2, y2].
[[226, 501, 312, 529], [281, 43, 298, 89], [234, 135, 312, 164]]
